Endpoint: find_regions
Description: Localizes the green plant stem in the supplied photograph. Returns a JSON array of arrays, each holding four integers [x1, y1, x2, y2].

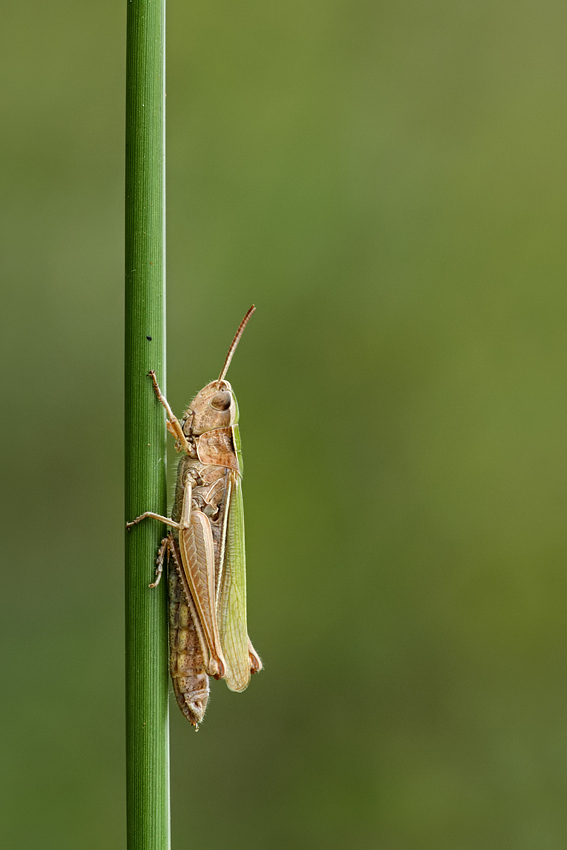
[[125, 0, 169, 847]]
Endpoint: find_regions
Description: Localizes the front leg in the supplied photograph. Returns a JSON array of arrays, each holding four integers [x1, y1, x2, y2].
[[148, 370, 191, 453]]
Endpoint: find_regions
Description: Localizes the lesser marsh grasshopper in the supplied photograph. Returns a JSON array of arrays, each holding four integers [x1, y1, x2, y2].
[[127, 306, 262, 727]]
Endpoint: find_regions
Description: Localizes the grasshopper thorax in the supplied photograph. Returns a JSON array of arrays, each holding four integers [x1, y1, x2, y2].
[[182, 379, 238, 437]]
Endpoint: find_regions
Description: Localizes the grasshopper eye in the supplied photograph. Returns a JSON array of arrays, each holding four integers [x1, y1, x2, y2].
[[210, 392, 231, 411]]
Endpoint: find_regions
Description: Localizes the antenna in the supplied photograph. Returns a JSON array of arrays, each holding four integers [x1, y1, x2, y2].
[[218, 305, 256, 382]]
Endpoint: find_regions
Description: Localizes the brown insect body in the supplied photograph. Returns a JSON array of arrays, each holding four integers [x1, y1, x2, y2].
[[168, 377, 260, 725]]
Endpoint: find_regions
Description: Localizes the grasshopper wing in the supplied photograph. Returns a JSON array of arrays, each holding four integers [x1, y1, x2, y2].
[[168, 538, 210, 727], [178, 508, 226, 679], [217, 472, 252, 692]]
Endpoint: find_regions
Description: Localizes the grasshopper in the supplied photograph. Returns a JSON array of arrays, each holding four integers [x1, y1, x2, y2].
[[127, 306, 262, 727]]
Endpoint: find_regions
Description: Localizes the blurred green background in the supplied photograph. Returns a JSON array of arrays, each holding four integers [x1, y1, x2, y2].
[[2, 1, 567, 847]]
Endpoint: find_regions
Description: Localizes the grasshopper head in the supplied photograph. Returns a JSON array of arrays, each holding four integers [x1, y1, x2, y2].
[[183, 379, 237, 436], [181, 305, 253, 438]]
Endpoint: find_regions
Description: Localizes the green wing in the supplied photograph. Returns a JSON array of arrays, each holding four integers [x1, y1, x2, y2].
[[217, 471, 251, 692]]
